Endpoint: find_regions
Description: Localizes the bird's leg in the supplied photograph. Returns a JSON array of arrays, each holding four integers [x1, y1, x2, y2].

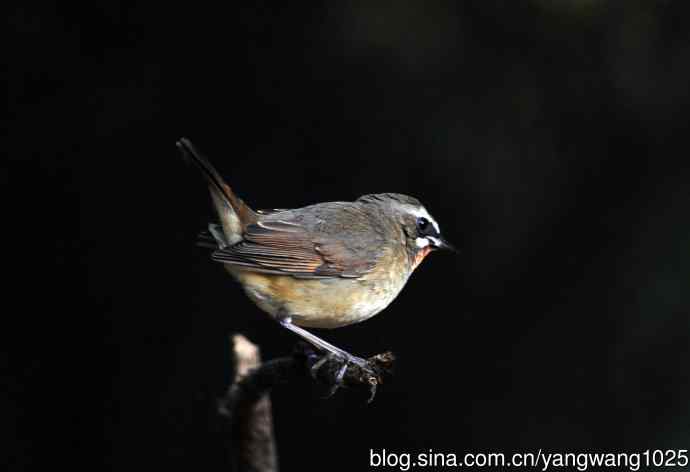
[[277, 317, 370, 368], [277, 316, 375, 394]]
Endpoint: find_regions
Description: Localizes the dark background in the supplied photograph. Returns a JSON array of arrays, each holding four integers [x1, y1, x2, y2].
[[7, 1, 690, 471]]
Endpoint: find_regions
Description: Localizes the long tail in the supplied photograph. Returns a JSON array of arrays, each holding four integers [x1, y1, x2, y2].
[[176, 138, 257, 245]]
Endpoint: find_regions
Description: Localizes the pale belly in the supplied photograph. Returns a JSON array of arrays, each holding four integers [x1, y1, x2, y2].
[[226, 266, 412, 329]]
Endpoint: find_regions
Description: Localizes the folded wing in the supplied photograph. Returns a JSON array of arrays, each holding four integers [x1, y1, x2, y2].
[[212, 205, 383, 279]]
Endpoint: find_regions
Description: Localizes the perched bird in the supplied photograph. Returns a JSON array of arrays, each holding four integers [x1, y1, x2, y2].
[[178, 138, 453, 387]]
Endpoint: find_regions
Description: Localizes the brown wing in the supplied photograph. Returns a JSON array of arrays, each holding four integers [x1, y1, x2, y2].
[[211, 205, 383, 279], [255, 208, 291, 215]]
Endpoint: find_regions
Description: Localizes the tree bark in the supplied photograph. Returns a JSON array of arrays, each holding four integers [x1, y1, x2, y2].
[[219, 335, 395, 471]]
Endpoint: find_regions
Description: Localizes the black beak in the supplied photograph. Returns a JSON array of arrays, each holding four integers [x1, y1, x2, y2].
[[433, 236, 457, 252]]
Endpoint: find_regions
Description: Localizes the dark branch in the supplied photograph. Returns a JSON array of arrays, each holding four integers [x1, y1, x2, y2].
[[219, 336, 395, 471]]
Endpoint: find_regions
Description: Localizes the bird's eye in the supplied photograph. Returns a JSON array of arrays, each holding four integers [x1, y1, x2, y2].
[[416, 217, 430, 232]]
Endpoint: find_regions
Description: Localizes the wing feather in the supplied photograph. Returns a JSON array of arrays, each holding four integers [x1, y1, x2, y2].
[[210, 204, 383, 279]]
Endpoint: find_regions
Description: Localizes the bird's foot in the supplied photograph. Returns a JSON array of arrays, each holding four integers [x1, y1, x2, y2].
[[306, 349, 394, 403]]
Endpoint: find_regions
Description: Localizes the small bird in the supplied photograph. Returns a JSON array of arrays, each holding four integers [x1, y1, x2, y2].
[[178, 138, 453, 387]]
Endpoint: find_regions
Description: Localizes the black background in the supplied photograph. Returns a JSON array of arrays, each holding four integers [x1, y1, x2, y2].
[[7, 2, 690, 471]]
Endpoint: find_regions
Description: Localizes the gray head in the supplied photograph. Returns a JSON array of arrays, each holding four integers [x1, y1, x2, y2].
[[357, 193, 454, 260]]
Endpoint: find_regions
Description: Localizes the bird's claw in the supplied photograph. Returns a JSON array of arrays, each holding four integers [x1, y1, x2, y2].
[[365, 377, 378, 404], [310, 352, 381, 401], [310, 352, 337, 379], [325, 362, 349, 397]]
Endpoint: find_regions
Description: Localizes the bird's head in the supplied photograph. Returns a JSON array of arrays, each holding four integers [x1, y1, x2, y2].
[[358, 193, 454, 269]]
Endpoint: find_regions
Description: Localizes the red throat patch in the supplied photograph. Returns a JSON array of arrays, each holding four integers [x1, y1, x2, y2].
[[413, 246, 432, 270]]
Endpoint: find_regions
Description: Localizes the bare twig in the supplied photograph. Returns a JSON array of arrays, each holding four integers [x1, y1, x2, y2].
[[222, 335, 280, 472], [219, 336, 395, 471]]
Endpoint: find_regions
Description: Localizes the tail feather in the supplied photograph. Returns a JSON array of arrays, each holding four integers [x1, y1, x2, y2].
[[177, 138, 257, 244]]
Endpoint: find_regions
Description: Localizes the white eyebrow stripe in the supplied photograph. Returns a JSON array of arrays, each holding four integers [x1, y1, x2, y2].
[[408, 207, 440, 234]]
